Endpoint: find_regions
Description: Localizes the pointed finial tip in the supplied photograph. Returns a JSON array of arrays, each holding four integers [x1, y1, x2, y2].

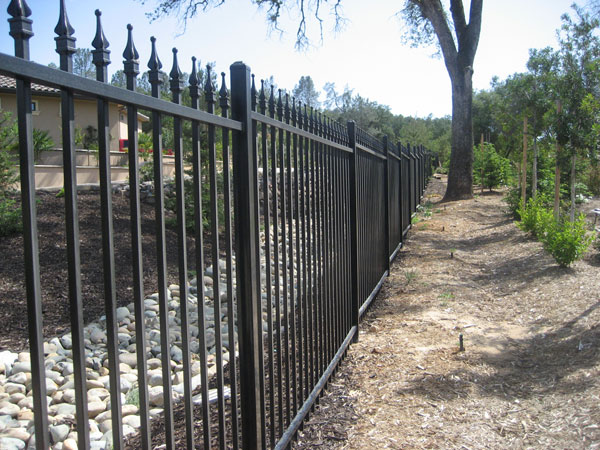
[[8, 0, 32, 18], [127, 24, 133, 31]]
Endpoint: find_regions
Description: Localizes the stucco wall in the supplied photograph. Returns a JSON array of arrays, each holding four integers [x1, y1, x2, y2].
[[0, 93, 142, 152]]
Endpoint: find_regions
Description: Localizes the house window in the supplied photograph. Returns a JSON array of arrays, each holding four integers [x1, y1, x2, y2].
[[31, 100, 40, 115]]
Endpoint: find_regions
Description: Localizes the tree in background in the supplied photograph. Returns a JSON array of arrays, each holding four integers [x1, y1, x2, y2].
[[72, 48, 96, 80], [400, 0, 482, 201], [524, 47, 558, 199], [472, 4, 600, 224], [138, 0, 482, 201], [554, 6, 600, 220], [292, 76, 320, 108]]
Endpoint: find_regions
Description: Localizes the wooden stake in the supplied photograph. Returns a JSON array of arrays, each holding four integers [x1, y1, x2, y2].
[[521, 116, 528, 206], [554, 101, 562, 220], [480, 133, 484, 193]]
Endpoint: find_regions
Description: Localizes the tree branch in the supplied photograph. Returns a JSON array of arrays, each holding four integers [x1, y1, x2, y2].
[[414, 0, 459, 78], [463, 0, 483, 65], [450, 0, 467, 44]]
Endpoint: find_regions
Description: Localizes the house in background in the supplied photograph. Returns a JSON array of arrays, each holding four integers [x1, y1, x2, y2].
[[0, 74, 148, 152], [0, 75, 172, 189]]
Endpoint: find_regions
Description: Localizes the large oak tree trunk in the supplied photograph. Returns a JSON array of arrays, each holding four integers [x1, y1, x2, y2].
[[445, 72, 474, 201], [413, 0, 482, 202]]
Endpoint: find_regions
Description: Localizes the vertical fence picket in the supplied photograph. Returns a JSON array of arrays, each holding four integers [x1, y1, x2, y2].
[[147, 36, 175, 449], [291, 99, 303, 416], [267, 84, 284, 439], [189, 56, 212, 449], [54, 2, 91, 447], [93, 11, 124, 450], [250, 74, 267, 449], [168, 47, 195, 449], [7, 2, 50, 448], [205, 64, 228, 449], [121, 23, 152, 450], [258, 80, 275, 448], [221, 71, 241, 450]]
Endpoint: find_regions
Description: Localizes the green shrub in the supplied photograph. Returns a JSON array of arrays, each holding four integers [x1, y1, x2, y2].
[[138, 132, 153, 153], [517, 196, 553, 238], [0, 149, 18, 194], [473, 143, 513, 190], [504, 187, 521, 219], [74, 125, 98, 150], [0, 196, 22, 237], [32, 129, 54, 161], [164, 172, 225, 233], [542, 214, 594, 267]]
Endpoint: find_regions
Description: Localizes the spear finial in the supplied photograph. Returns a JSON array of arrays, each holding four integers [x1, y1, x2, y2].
[[219, 72, 230, 112], [92, 10, 110, 79], [169, 47, 184, 95], [54, 0, 74, 38], [7, 0, 31, 18]]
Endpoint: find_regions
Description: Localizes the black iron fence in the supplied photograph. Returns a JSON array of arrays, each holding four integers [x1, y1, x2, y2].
[[0, 1, 432, 449]]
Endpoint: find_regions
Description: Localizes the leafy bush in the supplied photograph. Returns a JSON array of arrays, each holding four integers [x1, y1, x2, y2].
[[0, 112, 18, 151], [0, 196, 22, 236], [517, 196, 554, 238], [473, 143, 513, 191], [138, 132, 153, 153], [517, 195, 594, 266], [32, 129, 54, 161], [542, 214, 594, 267], [504, 187, 521, 219], [0, 148, 18, 194], [74, 125, 98, 150], [164, 172, 225, 233]]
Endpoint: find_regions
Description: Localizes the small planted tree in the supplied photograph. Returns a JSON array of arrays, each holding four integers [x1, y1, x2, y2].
[[473, 142, 512, 191]]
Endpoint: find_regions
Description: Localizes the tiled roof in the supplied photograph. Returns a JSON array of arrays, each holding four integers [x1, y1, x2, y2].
[[0, 74, 60, 94]]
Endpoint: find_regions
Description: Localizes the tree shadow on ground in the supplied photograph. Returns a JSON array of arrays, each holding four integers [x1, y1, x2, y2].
[[396, 301, 600, 403]]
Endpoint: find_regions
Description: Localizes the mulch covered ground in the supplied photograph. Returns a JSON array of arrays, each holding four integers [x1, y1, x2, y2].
[[0, 189, 197, 352], [294, 176, 600, 449]]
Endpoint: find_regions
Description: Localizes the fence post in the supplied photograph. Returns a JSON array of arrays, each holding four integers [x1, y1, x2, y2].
[[230, 62, 263, 450], [347, 121, 359, 342], [383, 136, 391, 274]]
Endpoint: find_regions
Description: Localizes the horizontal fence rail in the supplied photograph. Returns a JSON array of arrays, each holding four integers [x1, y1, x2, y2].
[[0, 1, 432, 449]]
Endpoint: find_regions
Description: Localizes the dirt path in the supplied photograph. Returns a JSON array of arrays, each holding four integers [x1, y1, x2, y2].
[[294, 176, 600, 449]]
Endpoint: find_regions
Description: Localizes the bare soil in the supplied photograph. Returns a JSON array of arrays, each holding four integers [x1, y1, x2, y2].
[[295, 176, 600, 449]]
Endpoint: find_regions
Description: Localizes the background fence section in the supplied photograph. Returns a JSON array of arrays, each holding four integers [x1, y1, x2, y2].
[[1, 1, 432, 449]]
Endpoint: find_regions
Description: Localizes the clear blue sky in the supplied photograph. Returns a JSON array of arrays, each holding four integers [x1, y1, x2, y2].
[[0, 0, 580, 117]]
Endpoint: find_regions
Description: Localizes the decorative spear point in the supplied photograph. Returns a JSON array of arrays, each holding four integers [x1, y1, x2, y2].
[[147, 36, 162, 72], [7, 0, 31, 18], [54, 0, 74, 38], [92, 10, 109, 51], [189, 56, 198, 86]]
